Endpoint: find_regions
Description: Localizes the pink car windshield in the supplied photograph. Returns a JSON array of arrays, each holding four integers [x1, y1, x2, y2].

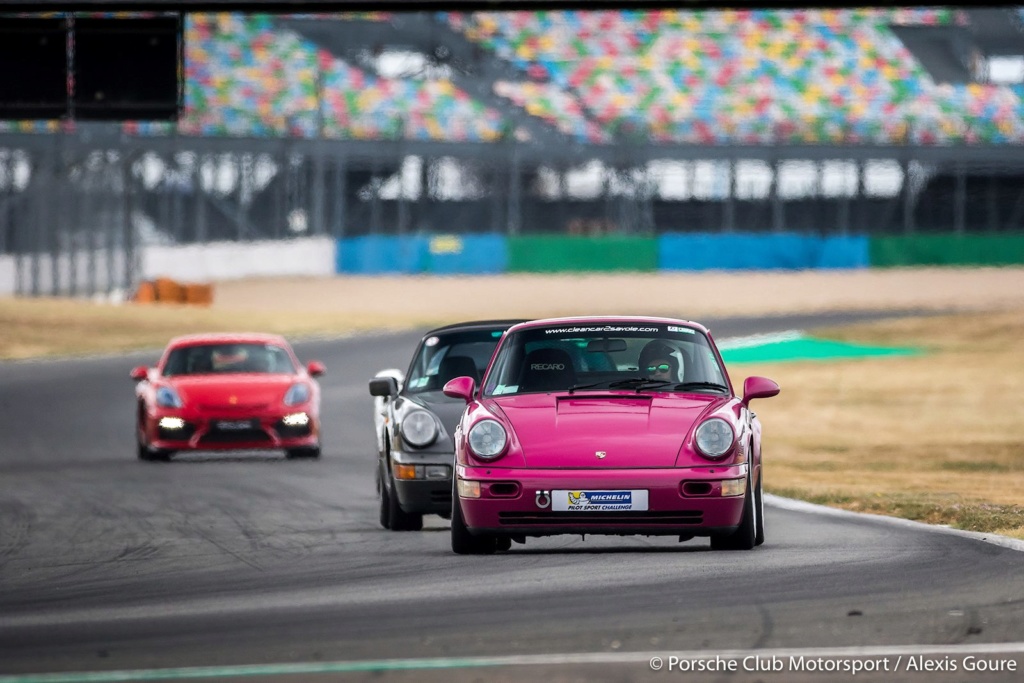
[[483, 324, 728, 396]]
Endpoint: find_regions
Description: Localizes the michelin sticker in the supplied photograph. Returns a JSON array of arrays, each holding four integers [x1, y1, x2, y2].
[[553, 490, 649, 512]]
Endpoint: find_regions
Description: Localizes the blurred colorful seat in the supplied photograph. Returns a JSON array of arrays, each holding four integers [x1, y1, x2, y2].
[[3, 9, 1023, 145]]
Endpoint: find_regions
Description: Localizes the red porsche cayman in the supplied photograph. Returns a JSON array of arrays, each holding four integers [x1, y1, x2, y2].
[[131, 333, 325, 461]]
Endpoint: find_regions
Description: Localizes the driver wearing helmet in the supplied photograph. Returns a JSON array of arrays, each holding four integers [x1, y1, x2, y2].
[[638, 341, 682, 383]]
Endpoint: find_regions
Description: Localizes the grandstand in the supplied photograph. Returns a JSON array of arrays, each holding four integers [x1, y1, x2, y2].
[[3, 7, 1024, 293], [5, 8, 1024, 144]]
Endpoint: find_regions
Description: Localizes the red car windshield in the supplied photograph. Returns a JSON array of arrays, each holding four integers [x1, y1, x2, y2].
[[162, 343, 297, 376], [483, 324, 728, 396]]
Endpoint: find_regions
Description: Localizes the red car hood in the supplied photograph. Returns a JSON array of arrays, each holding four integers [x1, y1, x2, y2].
[[488, 393, 723, 468], [167, 374, 298, 409]]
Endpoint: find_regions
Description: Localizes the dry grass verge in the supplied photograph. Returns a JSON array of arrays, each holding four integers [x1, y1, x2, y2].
[[0, 298, 449, 360], [213, 268, 1024, 319], [7, 267, 1024, 359], [735, 310, 1024, 539]]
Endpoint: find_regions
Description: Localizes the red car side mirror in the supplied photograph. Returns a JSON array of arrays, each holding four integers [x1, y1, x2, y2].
[[443, 376, 475, 403], [307, 361, 326, 377], [130, 366, 149, 382], [741, 376, 780, 407]]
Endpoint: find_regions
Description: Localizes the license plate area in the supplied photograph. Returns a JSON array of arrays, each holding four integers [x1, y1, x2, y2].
[[552, 489, 649, 512], [214, 419, 257, 431]]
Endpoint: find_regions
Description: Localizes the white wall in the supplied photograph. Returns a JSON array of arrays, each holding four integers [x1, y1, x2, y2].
[[0, 254, 14, 295], [0, 250, 128, 297], [0, 237, 338, 297], [141, 237, 337, 282]]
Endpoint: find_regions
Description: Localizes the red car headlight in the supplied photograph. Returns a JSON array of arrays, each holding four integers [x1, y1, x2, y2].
[[468, 419, 507, 460], [284, 382, 311, 406], [156, 386, 183, 408]]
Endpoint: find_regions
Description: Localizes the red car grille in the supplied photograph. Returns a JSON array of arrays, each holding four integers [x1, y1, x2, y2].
[[199, 420, 272, 445], [200, 403, 268, 412], [498, 511, 703, 526]]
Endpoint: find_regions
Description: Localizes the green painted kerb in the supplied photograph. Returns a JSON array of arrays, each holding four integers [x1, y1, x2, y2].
[[508, 236, 658, 272], [0, 656, 508, 683], [721, 337, 922, 364]]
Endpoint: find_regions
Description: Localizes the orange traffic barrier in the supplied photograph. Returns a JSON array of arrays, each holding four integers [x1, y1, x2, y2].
[[134, 280, 157, 303], [184, 283, 214, 306], [134, 278, 213, 306], [154, 277, 186, 303]]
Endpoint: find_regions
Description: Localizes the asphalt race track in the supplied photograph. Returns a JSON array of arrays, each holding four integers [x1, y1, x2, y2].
[[1, 312, 1022, 683]]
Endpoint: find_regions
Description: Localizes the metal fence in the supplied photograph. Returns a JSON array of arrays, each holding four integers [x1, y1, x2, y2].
[[3, 127, 1024, 295]]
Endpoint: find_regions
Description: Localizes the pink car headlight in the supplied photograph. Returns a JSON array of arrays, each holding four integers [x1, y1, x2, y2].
[[468, 419, 508, 460], [695, 418, 735, 459]]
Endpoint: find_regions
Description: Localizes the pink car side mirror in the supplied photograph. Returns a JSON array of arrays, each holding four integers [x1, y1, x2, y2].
[[130, 366, 149, 382], [443, 376, 476, 403], [742, 376, 780, 407], [307, 361, 326, 377]]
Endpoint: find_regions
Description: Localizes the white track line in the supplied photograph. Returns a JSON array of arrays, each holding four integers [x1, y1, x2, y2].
[[766, 493, 1024, 552]]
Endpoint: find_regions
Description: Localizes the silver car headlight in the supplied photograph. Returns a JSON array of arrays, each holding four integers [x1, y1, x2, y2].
[[402, 410, 438, 448], [468, 419, 507, 460], [695, 418, 735, 459]]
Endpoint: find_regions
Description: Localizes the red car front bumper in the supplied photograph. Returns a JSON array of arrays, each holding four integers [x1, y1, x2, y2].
[[147, 409, 319, 452], [456, 464, 750, 537]]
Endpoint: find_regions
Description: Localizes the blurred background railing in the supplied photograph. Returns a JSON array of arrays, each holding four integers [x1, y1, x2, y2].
[[3, 8, 1024, 294]]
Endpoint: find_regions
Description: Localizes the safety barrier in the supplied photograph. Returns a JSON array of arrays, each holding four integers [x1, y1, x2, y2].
[[506, 236, 659, 272], [336, 233, 871, 275], [8, 233, 1024, 299], [337, 234, 507, 274], [658, 233, 869, 271], [869, 233, 1024, 267]]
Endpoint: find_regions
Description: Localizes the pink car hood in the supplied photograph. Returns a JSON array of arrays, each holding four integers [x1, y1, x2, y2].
[[489, 393, 723, 468]]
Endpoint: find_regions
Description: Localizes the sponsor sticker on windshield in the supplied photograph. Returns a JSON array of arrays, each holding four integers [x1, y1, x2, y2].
[[425, 336, 440, 347], [667, 326, 695, 334], [544, 326, 660, 335], [553, 490, 649, 512]]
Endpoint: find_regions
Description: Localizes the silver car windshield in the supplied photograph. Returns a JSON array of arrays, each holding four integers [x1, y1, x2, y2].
[[483, 324, 728, 396], [404, 329, 507, 395]]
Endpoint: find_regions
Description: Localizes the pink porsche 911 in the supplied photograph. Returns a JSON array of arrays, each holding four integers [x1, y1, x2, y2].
[[443, 317, 780, 554], [131, 333, 325, 461]]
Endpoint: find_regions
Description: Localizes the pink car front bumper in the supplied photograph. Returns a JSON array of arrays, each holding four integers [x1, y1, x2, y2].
[[457, 463, 750, 537]]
